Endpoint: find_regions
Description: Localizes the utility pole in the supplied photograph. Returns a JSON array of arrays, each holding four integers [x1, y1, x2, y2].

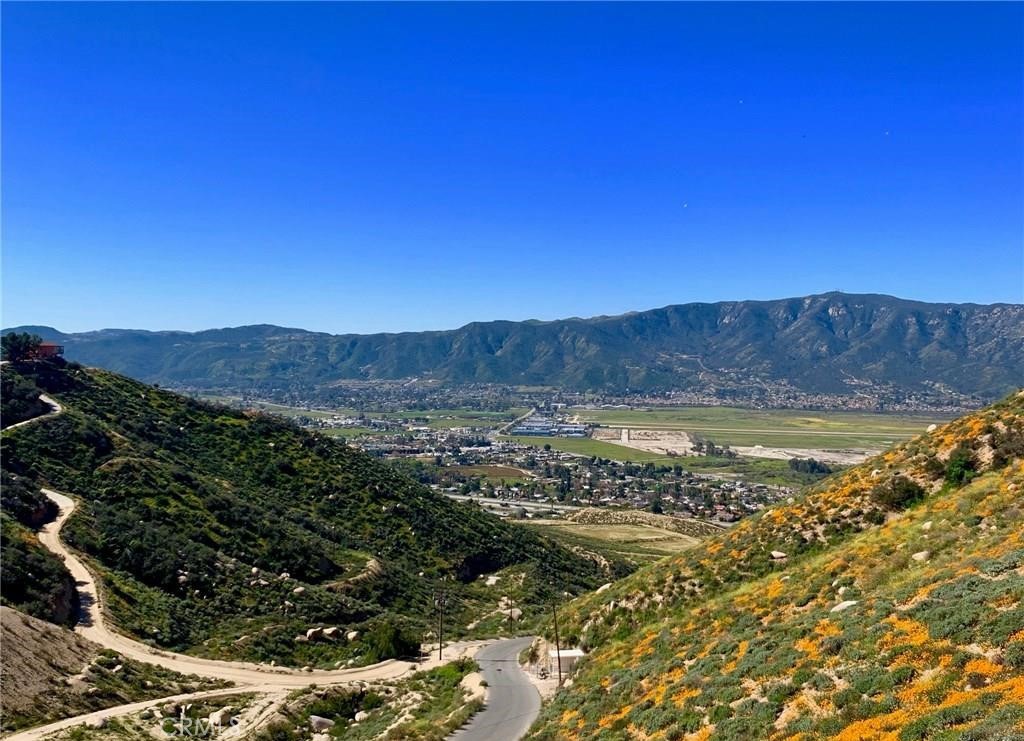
[[434, 587, 448, 661], [550, 597, 563, 687]]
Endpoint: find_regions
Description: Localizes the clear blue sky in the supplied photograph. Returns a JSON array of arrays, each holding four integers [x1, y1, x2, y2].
[[2, 2, 1022, 334]]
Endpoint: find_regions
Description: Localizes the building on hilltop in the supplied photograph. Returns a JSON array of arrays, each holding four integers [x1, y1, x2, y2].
[[31, 342, 64, 360]]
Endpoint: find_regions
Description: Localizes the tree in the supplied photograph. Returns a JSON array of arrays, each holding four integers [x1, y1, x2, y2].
[[1, 332, 42, 363]]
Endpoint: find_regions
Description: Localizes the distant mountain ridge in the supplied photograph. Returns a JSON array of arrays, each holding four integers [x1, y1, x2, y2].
[[8, 292, 1023, 399]]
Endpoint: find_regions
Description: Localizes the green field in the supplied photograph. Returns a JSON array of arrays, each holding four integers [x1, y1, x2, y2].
[[523, 521, 699, 563], [571, 406, 949, 449], [503, 435, 680, 463]]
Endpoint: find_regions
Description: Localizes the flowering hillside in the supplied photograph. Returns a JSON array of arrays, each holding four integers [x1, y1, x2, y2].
[[527, 392, 1024, 740]]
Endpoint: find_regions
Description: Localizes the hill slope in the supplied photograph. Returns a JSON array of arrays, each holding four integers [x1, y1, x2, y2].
[[0, 606, 226, 732], [9, 292, 1023, 399], [0, 361, 608, 668], [527, 392, 1024, 740]]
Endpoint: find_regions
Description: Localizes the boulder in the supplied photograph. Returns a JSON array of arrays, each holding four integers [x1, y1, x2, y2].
[[292, 586, 306, 596], [596, 583, 612, 594], [85, 718, 107, 729], [922, 521, 933, 531], [770, 551, 787, 560], [911, 550, 931, 562], [927, 423, 938, 433], [310, 715, 335, 732], [346, 630, 360, 642], [208, 706, 234, 726], [323, 626, 342, 640], [354, 710, 370, 722], [306, 627, 324, 641]]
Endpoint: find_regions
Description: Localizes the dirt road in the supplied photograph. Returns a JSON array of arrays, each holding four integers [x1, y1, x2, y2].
[[4, 398, 496, 738]]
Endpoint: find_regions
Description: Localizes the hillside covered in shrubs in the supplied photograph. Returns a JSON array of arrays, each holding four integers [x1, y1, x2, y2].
[[528, 391, 1024, 740], [0, 361, 608, 668]]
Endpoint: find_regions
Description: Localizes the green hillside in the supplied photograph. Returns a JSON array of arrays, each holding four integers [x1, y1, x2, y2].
[[0, 361, 609, 668], [527, 392, 1024, 740]]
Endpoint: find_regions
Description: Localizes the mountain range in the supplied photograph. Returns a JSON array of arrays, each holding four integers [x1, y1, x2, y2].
[[8, 292, 1024, 399]]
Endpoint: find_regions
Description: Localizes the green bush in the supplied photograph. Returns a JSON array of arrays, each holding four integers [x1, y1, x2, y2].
[[869, 476, 925, 511], [944, 445, 976, 486]]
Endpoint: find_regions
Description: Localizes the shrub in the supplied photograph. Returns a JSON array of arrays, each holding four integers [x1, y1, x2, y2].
[[362, 618, 421, 662], [945, 445, 977, 486], [870, 476, 925, 511], [1005, 642, 1024, 670]]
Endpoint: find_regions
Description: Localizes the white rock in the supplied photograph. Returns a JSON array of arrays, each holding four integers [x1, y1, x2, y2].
[[313, 735, 332, 741], [911, 550, 931, 562], [837, 586, 848, 596], [310, 715, 335, 732], [354, 710, 370, 722], [927, 424, 938, 433], [251, 567, 259, 576], [323, 626, 341, 639], [596, 583, 613, 594], [292, 586, 306, 596], [208, 706, 233, 726], [346, 630, 360, 642], [830, 600, 858, 613], [85, 718, 107, 729], [770, 551, 787, 560], [306, 627, 324, 641], [922, 521, 933, 531]]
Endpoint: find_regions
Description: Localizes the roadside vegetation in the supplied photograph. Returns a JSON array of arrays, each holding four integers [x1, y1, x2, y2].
[[256, 658, 482, 740]]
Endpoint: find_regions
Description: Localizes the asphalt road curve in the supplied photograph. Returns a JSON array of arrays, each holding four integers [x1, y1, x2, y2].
[[449, 636, 541, 741]]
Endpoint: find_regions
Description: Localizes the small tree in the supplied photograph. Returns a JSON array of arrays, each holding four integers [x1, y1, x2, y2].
[[1, 332, 42, 363]]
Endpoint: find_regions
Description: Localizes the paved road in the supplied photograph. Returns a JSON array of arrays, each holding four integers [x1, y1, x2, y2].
[[446, 493, 579, 514], [449, 636, 541, 741]]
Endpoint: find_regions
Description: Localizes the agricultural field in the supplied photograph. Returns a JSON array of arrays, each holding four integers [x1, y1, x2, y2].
[[523, 521, 700, 564], [572, 406, 949, 450], [503, 435, 680, 463]]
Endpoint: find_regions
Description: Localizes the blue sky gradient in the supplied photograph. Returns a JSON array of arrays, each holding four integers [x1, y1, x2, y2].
[[2, 2, 1022, 333]]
